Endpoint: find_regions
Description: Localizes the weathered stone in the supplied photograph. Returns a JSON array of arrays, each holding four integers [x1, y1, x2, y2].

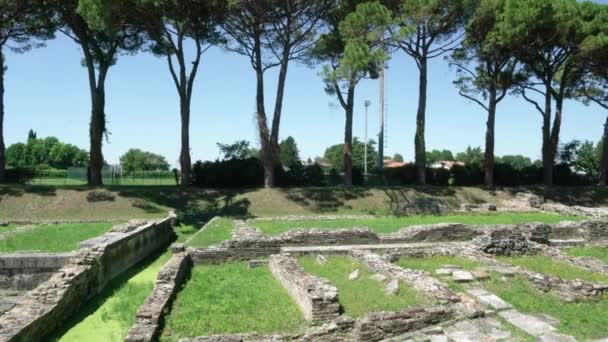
[[452, 271, 474, 283], [316, 254, 327, 265], [435, 269, 453, 276], [268, 254, 340, 323], [385, 279, 400, 295], [471, 269, 490, 280], [369, 274, 387, 282], [538, 332, 577, 342], [125, 252, 192, 342], [498, 309, 556, 336], [466, 289, 512, 311], [248, 260, 268, 269], [348, 269, 360, 280], [390, 197, 450, 216]]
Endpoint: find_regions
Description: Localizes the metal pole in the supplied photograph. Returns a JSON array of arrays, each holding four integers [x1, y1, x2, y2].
[[364, 100, 371, 175], [378, 63, 385, 170]]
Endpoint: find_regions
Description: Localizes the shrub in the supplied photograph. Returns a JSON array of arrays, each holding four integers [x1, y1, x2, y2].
[[192, 158, 264, 188], [426, 168, 450, 186], [383, 165, 417, 185], [451, 164, 483, 186], [87, 190, 116, 202], [4, 168, 35, 184]]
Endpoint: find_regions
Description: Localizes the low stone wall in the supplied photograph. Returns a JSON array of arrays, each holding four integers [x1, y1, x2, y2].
[[178, 307, 451, 342], [126, 252, 192, 342], [189, 228, 379, 264], [0, 253, 73, 290], [353, 307, 452, 342], [268, 254, 340, 323], [0, 214, 176, 342], [381, 223, 483, 243]]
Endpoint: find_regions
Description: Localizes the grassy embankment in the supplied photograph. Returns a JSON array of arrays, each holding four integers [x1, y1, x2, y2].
[[4, 184, 605, 222]]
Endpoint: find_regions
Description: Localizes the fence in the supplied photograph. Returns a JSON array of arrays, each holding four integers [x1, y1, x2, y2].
[[28, 166, 178, 186]]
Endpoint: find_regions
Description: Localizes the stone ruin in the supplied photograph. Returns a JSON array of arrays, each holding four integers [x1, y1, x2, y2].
[[4, 193, 608, 341]]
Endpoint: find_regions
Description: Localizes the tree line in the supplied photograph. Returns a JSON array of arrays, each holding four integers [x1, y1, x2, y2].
[[1, 0, 607, 188]]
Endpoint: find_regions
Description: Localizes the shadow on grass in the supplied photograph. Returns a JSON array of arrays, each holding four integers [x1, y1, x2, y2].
[[279, 187, 372, 213], [48, 247, 170, 341], [113, 187, 252, 227]]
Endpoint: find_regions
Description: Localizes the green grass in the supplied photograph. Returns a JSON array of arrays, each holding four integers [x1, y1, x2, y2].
[[499, 255, 608, 284], [0, 223, 19, 235], [51, 250, 172, 341], [0, 223, 114, 253], [252, 213, 583, 235], [484, 275, 608, 340], [565, 247, 608, 264], [161, 262, 305, 341], [396, 256, 484, 292], [299, 256, 428, 317], [185, 218, 234, 247]]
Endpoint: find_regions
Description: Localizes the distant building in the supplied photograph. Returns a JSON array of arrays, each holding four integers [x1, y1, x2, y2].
[[430, 160, 465, 170], [384, 159, 408, 168]]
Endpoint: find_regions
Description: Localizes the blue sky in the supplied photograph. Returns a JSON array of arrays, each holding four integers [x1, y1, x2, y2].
[[4, 30, 607, 168]]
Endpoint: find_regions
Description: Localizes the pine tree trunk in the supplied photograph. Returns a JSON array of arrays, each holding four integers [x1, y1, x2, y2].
[[253, 35, 274, 188], [180, 96, 191, 186], [550, 96, 563, 165], [271, 58, 289, 159], [415, 57, 428, 185], [89, 88, 105, 186], [0, 49, 5, 183], [343, 85, 355, 186], [542, 84, 553, 187], [484, 88, 497, 187], [600, 115, 608, 186]]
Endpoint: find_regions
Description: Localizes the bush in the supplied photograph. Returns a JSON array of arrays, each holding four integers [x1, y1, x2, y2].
[[451, 164, 483, 186], [553, 164, 594, 186], [86, 190, 116, 202], [328, 169, 342, 186], [383, 165, 417, 185], [352, 167, 364, 186], [35, 168, 68, 178], [4, 168, 35, 184], [426, 168, 451, 186], [192, 158, 264, 188]]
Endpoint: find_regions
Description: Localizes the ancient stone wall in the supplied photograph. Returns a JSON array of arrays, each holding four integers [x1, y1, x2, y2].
[[126, 252, 192, 342], [268, 254, 340, 323], [0, 253, 73, 290], [353, 307, 452, 342], [0, 214, 176, 342], [381, 223, 483, 243]]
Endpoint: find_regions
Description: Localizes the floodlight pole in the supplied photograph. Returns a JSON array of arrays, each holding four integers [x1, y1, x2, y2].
[[364, 100, 371, 175]]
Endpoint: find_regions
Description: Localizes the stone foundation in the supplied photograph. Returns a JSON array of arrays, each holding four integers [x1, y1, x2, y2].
[[126, 252, 192, 342], [0, 214, 176, 342], [0, 253, 73, 290], [268, 254, 340, 323]]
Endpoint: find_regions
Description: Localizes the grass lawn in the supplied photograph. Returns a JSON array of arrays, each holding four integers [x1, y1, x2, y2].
[[299, 256, 428, 317], [565, 247, 608, 264], [0, 223, 115, 253], [396, 255, 485, 292], [185, 218, 234, 247], [161, 262, 306, 341], [252, 213, 583, 235], [51, 250, 172, 341], [0, 223, 19, 235], [499, 255, 608, 284], [484, 275, 608, 340]]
